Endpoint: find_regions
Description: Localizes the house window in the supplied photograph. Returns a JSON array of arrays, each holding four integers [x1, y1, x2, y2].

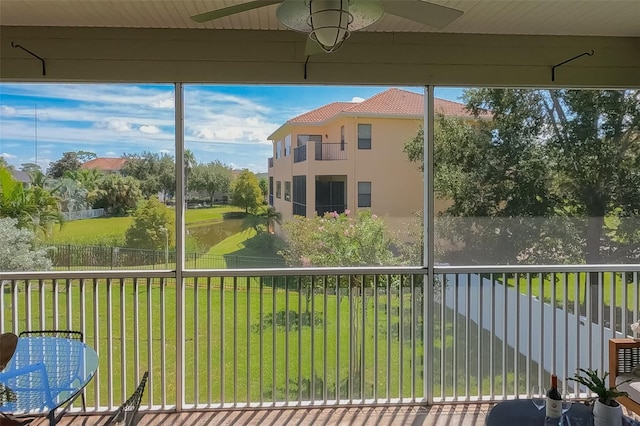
[[357, 124, 371, 149], [284, 181, 291, 202], [268, 177, 274, 205], [358, 181, 371, 207], [292, 175, 306, 216], [285, 134, 291, 156], [340, 125, 345, 151], [276, 181, 281, 199], [297, 134, 322, 146], [276, 140, 282, 159]]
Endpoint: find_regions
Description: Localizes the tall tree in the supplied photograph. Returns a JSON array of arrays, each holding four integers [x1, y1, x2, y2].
[[20, 163, 41, 173], [190, 161, 232, 204], [183, 149, 196, 191], [259, 178, 268, 203], [47, 151, 82, 178], [229, 169, 262, 213], [95, 174, 142, 215], [121, 151, 171, 198], [467, 89, 640, 263], [76, 150, 97, 163], [405, 89, 640, 265]]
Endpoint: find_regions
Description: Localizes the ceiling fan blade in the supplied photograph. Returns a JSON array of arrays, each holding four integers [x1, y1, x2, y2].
[[382, 0, 463, 29], [191, 0, 282, 23], [304, 38, 325, 56]]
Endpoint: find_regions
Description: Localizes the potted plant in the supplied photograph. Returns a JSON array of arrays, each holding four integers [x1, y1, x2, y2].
[[569, 368, 630, 426], [631, 321, 640, 341]]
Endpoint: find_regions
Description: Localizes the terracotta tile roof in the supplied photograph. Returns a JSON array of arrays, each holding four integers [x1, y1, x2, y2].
[[289, 102, 355, 123], [81, 157, 126, 172], [285, 88, 487, 126], [345, 88, 424, 116], [433, 97, 491, 118]]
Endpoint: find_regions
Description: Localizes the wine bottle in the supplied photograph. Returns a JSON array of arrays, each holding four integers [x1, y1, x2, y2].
[[545, 374, 562, 419]]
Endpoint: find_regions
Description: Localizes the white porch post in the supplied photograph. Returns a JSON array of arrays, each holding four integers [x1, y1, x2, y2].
[[423, 85, 435, 404], [174, 82, 186, 411]]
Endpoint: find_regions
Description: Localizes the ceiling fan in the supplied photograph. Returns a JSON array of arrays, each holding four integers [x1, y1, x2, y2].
[[191, 0, 464, 54]]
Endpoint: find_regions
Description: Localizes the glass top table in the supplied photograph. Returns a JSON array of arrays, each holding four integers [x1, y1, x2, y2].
[[0, 336, 99, 425], [486, 399, 640, 426]]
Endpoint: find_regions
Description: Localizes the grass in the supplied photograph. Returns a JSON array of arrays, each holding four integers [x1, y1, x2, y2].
[[49, 206, 244, 245], [4, 273, 539, 408], [205, 228, 256, 256], [49, 216, 133, 245], [505, 272, 638, 311], [185, 205, 242, 224], [5, 277, 430, 406]]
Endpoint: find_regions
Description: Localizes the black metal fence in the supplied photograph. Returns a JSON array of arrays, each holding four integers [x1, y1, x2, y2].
[[49, 244, 286, 270]]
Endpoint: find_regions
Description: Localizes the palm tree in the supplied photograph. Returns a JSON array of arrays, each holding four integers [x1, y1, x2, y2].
[[73, 168, 104, 205], [0, 168, 63, 234], [184, 149, 196, 188]]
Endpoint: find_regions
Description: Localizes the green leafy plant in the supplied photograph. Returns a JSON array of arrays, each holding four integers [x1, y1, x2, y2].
[[569, 368, 629, 407]]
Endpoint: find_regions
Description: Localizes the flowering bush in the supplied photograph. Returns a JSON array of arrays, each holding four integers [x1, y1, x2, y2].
[[278, 210, 398, 267]]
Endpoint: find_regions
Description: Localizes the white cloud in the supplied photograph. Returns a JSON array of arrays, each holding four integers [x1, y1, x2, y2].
[[139, 125, 161, 135], [106, 120, 133, 132], [351, 97, 365, 103], [192, 127, 215, 140], [150, 97, 174, 109], [1, 83, 414, 173], [0, 105, 16, 116]]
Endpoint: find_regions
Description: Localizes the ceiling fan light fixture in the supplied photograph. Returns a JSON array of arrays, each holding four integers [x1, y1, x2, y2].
[[308, 0, 352, 53], [277, 0, 385, 54]]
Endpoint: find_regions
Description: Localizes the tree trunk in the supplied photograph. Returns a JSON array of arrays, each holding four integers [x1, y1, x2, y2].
[[586, 214, 604, 322]]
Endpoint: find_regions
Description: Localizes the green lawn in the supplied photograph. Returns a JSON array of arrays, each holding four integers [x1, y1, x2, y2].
[[505, 272, 638, 311], [49, 206, 244, 245]]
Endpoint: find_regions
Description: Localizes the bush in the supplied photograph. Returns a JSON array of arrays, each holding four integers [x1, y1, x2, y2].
[[125, 197, 174, 250], [0, 218, 52, 272]]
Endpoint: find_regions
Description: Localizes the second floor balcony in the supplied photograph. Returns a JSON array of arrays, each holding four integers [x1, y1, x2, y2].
[[294, 143, 347, 163]]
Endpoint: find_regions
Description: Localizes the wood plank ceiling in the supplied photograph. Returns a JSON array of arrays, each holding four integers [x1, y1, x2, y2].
[[1, 0, 639, 37]]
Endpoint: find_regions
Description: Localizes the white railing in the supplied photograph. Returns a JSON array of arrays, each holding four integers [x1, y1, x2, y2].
[[1, 265, 639, 414], [62, 208, 105, 221]]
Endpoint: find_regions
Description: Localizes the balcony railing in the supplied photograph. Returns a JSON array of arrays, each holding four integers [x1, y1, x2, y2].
[[293, 143, 347, 163], [315, 143, 346, 161], [1, 265, 638, 414], [293, 145, 307, 163]]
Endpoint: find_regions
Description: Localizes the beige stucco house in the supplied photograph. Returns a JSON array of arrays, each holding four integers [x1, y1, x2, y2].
[[267, 88, 476, 227]]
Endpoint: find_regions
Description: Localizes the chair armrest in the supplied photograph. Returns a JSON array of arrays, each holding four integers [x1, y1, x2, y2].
[[610, 338, 640, 388], [0, 363, 54, 411]]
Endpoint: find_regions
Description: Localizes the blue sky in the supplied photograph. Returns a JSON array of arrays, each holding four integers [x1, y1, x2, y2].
[[0, 84, 463, 174]]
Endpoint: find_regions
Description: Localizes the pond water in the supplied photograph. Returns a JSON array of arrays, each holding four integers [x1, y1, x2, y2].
[[187, 219, 245, 250]]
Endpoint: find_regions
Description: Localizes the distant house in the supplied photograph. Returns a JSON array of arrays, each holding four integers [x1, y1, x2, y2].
[[267, 88, 483, 230], [10, 169, 32, 187], [81, 157, 126, 174]]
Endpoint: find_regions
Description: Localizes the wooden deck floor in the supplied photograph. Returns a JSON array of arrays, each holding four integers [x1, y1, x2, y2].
[[40, 404, 494, 426], [26, 403, 640, 426]]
